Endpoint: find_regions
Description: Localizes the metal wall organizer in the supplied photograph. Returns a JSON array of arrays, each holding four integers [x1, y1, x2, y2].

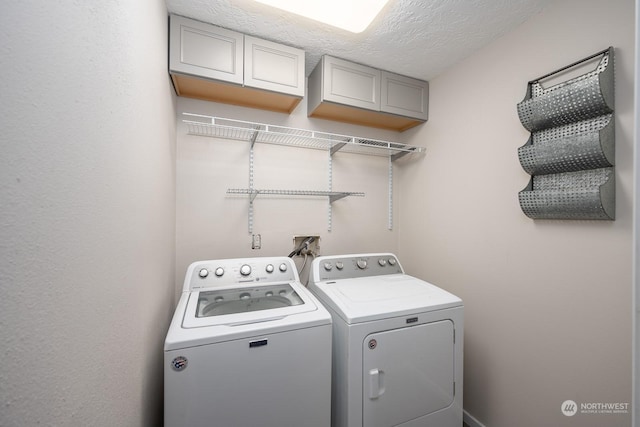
[[516, 47, 615, 220], [184, 114, 425, 232]]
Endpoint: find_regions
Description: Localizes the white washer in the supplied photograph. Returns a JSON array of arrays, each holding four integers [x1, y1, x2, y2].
[[308, 253, 463, 427], [165, 256, 332, 427]]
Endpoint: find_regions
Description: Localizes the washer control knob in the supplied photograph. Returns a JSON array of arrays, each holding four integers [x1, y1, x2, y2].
[[388, 258, 397, 266], [323, 262, 333, 271], [214, 267, 224, 277], [198, 268, 209, 278], [357, 259, 367, 270], [279, 263, 288, 272], [240, 264, 252, 276], [265, 264, 274, 273], [335, 261, 344, 270], [378, 258, 387, 266]]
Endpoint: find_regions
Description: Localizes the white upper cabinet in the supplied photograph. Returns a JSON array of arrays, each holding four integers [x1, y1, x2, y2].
[[169, 15, 305, 114], [170, 15, 243, 84], [381, 71, 428, 121], [308, 55, 429, 132], [244, 36, 305, 97], [320, 56, 381, 110]]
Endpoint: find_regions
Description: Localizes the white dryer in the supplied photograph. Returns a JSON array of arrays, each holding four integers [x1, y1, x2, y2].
[[308, 253, 463, 427], [164, 256, 332, 427]]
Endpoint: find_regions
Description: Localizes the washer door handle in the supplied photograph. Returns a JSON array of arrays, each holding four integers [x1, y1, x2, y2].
[[368, 368, 386, 399]]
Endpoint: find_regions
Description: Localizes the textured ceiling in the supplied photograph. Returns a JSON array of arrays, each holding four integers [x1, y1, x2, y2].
[[166, 0, 555, 81]]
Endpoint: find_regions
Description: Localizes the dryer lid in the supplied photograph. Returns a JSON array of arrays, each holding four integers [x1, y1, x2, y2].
[[313, 274, 462, 323]]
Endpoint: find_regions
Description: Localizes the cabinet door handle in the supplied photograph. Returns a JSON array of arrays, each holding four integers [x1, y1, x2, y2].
[[368, 368, 385, 399]]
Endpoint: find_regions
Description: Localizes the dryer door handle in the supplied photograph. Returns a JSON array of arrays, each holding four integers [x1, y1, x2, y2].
[[368, 368, 386, 399]]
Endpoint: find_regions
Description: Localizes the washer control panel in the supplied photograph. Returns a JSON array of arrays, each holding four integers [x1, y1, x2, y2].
[[186, 257, 298, 290], [315, 253, 403, 281]]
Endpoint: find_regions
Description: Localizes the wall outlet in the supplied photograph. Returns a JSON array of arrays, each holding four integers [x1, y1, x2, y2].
[[292, 235, 320, 256], [251, 234, 261, 250]]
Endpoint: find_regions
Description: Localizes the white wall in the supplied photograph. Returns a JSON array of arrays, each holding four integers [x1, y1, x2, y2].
[[398, 0, 635, 426], [0, 1, 176, 426], [175, 97, 408, 286]]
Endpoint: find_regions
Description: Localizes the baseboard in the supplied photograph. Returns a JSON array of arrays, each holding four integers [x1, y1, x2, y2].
[[464, 410, 487, 427]]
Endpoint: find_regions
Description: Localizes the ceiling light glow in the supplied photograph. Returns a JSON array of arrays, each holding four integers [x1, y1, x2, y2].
[[253, 0, 391, 33]]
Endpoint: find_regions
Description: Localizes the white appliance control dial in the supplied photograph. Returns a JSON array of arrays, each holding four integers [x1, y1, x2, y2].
[[198, 268, 209, 278], [388, 258, 397, 266], [240, 264, 252, 276], [357, 259, 368, 269], [279, 263, 288, 272], [378, 259, 387, 266], [214, 267, 224, 277], [265, 264, 274, 273], [323, 262, 333, 271], [335, 261, 344, 270]]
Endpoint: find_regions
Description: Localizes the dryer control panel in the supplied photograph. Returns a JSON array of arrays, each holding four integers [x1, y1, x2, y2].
[[185, 257, 299, 291], [313, 253, 403, 282]]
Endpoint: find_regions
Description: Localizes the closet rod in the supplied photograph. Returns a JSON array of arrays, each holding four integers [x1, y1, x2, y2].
[[528, 47, 611, 84]]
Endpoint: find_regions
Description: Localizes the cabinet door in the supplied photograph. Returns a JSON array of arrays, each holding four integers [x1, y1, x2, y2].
[[322, 56, 381, 111], [169, 15, 243, 85], [381, 71, 429, 120], [244, 36, 305, 97]]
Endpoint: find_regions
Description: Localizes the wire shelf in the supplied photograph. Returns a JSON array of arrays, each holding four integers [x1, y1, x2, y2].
[[183, 114, 425, 160], [227, 188, 365, 203], [185, 113, 422, 232]]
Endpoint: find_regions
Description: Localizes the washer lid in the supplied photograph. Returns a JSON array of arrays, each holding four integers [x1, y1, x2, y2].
[[312, 274, 462, 323], [182, 282, 318, 328]]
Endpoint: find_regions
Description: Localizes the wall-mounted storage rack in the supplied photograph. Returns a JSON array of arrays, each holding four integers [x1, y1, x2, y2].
[[516, 47, 615, 220], [183, 114, 425, 232]]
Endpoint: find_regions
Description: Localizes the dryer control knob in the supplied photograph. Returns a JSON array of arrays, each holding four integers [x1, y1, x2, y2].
[[214, 267, 224, 277], [357, 259, 368, 270], [198, 268, 209, 278], [323, 262, 333, 271], [335, 261, 344, 270], [279, 263, 288, 272], [240, 264, 252, 276], [378, 259, 387, 266], [388, 258, 397, 266], [265, 264, 274, 273]]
